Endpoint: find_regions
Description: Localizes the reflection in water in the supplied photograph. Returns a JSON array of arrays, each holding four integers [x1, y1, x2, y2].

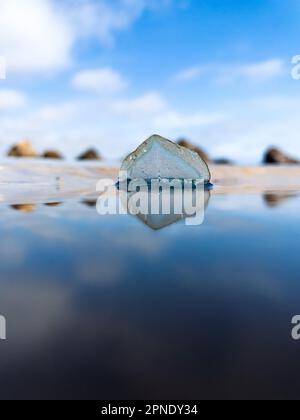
[[1, 193, 300, 399], [82, 199, 97, 208], [9, 201, 96, 213], [134, 190, 211, 230], [118, 182, 211, 230], [10, 204, 37, 213], [263, 193, 299, 208], [44, 202, 62, 207], [6, 191, 299, 220]]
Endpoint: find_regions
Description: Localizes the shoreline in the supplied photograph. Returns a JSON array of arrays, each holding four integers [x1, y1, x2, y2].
[[0, 161, 300, 204]]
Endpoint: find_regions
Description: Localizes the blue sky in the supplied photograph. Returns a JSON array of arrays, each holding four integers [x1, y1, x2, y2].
[[0, 0, 300, 163]]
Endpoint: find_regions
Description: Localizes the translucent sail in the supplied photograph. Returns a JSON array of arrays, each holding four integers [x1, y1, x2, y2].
[[121, 135, 211, 183]]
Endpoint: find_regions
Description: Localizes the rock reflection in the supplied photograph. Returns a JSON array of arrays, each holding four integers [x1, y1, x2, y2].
[[6, 188, 211, 231], [82, 199, 97, 208], [44, 202, 62, 207], [10, 204, 37, 213], [263, 193, 299, 208], [10, 203, 63, 212], [8, 200, 99, 213]]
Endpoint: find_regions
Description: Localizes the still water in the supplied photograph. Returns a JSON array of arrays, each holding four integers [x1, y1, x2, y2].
[[0, 191, 299, 400]]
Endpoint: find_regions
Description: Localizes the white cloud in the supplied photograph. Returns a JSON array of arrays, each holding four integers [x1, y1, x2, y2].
[[174, 59, 285, 85], [0, 90, 27, 109], [0, 88, 225, 159], [0, 0, 173, 75], [111, 92, 167, 117], [34, 102, 79, 122], [2, 93, 300, 164], [202, 94, 300, 163], [173, 66, 205, 82], [154, 110, 225, 129], [0, 56, 6, 80], [217, 59, 285, 84], [66, 0, 172, 46], [71, 68, 127, 94], [0, 0, 73, 73], [239, 59, 284, 80]]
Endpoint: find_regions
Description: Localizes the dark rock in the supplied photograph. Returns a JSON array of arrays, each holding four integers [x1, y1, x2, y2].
[[263, 147, 299, 164], [77, 149, 102, 161], [43, 150, 64, 160], [213, 158, 234, 165], [7, 141, 38, 158], [177, 139, 209, 163]]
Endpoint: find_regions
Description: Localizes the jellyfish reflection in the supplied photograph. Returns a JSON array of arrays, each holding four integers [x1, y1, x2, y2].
[[119, 179, 210, 230]]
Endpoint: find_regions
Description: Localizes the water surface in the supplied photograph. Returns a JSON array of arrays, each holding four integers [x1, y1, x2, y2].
[[0, 189, 300, 400]]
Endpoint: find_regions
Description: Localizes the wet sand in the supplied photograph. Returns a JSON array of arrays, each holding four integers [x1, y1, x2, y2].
[[0, 160, 300, 205], [210, 164, 300, 193]]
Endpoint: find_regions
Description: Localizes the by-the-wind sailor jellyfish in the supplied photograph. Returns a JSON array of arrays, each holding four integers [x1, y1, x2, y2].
[[121, 135, 211, 185]]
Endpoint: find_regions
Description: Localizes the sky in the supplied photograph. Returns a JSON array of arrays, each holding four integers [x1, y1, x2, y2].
[[0, 0, 300, 163]]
